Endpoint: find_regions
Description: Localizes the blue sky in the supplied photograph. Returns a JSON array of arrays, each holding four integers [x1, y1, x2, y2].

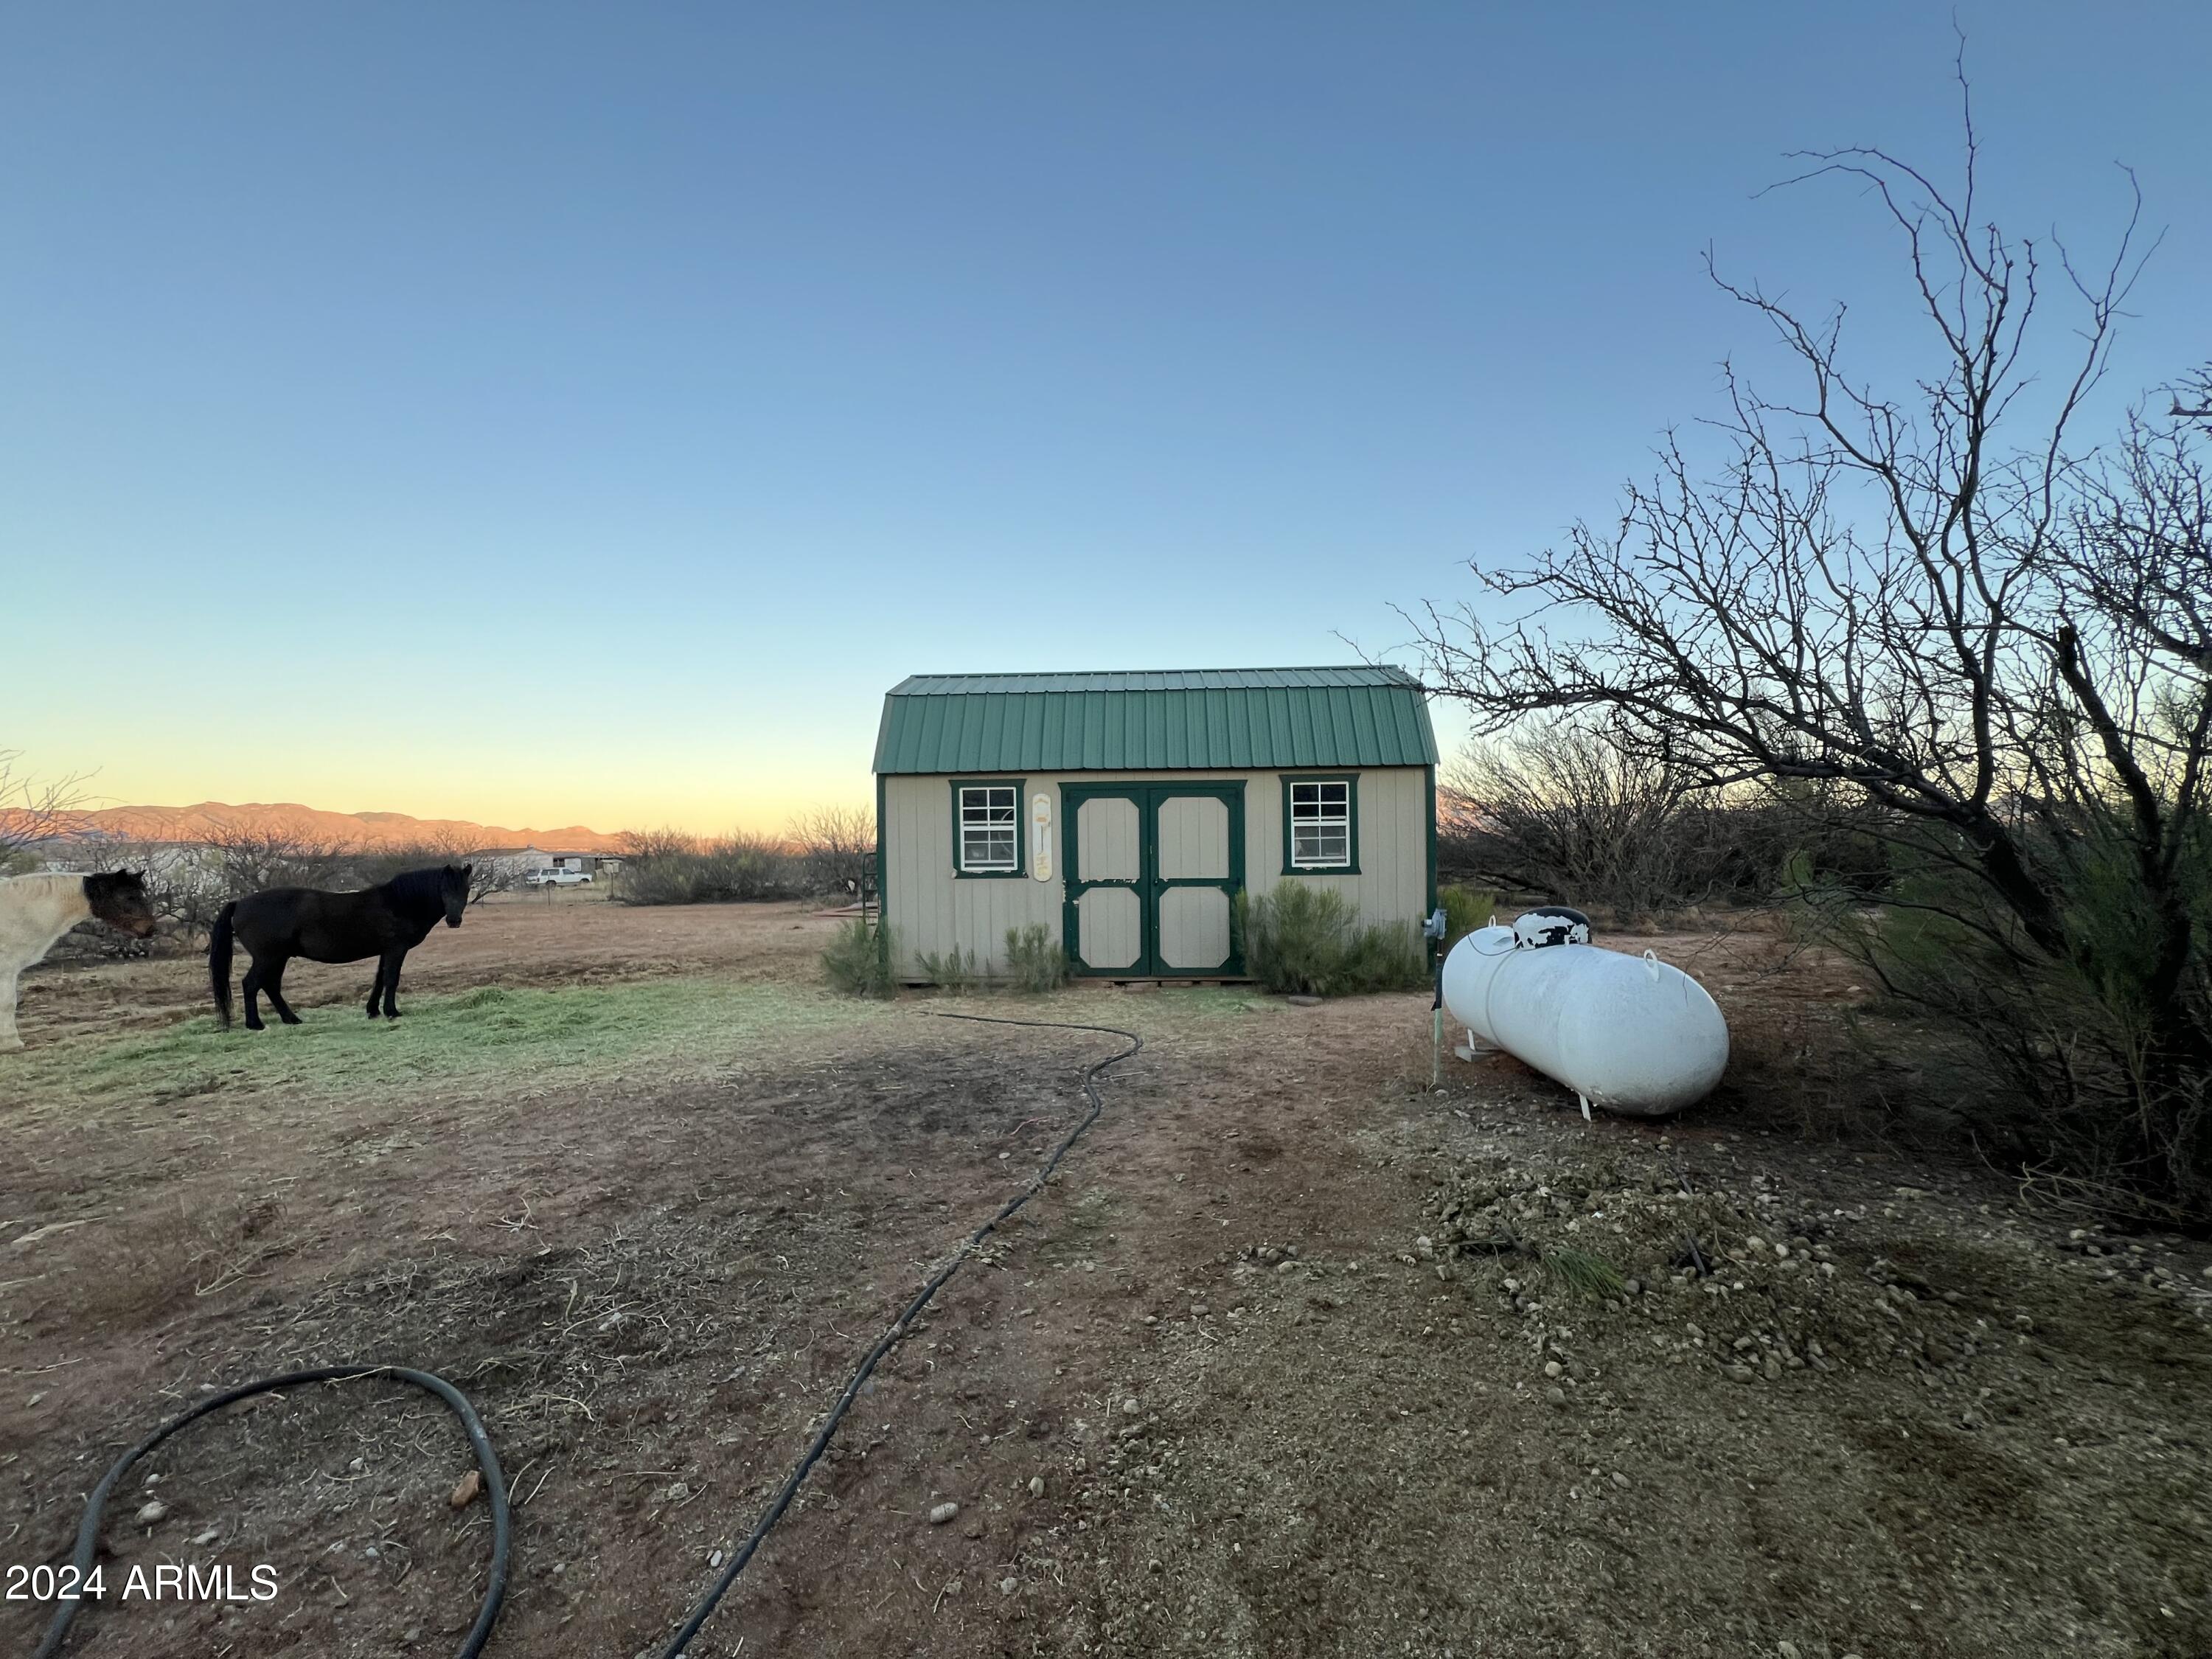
[[4, 3, 2205, 831]]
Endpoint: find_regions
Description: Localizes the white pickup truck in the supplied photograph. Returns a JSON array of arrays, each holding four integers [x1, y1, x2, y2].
[[526, 868, 593, 887]]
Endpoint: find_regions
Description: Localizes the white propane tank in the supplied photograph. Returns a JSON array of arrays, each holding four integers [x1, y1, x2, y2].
[[1440, 919, 1729, 1118]]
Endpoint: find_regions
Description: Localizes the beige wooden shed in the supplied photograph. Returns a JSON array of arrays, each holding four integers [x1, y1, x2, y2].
[[872, 667, 1439, 982]]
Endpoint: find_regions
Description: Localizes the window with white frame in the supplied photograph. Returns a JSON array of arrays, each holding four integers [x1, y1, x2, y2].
[[957, 784, 1019, 872], [1287, 779, 1352, 869]]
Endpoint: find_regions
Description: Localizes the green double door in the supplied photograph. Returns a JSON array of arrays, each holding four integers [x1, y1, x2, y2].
[[1061, 782, 1245, 977]]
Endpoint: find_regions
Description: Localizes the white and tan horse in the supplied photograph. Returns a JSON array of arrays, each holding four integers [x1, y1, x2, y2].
[[0, 870, 158, 1048]]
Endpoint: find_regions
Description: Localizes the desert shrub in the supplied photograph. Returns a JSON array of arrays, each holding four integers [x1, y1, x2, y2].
[[917, 944, 981, 992], [822, 919, 894, 998], [1004, 924, 1070, 992], [1239, 884, 1429, 998], [1438, 883, 1495, 953], [1443, 719, 1889, 919], [614, 829, 800, 905], [1798, 824, 2212, 1223], [1239, 884, 1349, 994], [1336, 919, 1427, 992]]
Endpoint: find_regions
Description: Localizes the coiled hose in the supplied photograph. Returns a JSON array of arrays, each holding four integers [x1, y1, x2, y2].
[[32, 1012, 1137, 1659], [33, 1363, 509, 1659]]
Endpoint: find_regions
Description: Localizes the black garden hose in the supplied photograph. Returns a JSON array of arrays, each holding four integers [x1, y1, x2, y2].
[[651, 1012, 1143, 1658], [34, 1363, 510, 1659], [33, 1015, 1135, 1659]]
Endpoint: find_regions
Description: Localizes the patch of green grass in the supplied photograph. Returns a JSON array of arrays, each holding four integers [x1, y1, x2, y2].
[[1542, 1245, 1628, 1301], [9, 979, 874, 1111], [1150, 987, 1278, 1022]]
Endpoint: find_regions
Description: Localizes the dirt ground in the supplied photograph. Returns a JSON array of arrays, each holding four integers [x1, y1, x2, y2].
[[3, 900, 2208, 1658]]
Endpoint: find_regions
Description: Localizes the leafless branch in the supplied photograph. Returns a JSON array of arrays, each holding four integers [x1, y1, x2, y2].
[[0, 751, 94, 859]]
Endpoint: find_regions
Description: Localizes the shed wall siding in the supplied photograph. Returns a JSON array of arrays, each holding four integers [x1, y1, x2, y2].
[[881, 768, 1430, 978]]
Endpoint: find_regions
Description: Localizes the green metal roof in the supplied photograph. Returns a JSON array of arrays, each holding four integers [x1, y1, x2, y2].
[[873, 666, 1439, 775]]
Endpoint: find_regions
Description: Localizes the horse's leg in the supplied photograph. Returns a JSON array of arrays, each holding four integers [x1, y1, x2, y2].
[[379, 947, 407, 1018], [364, 959, 385, 1018], [262, 956, 303, 1026], [0, 969, 21, 1050], [241, 956, 267, 1032]]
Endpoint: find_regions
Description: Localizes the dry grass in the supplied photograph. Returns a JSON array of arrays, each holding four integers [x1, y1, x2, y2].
[[54, 1195, 302, 1329]]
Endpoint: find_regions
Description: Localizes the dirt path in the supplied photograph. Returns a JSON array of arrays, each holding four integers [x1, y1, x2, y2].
[[3, 909, 2208, 1658]]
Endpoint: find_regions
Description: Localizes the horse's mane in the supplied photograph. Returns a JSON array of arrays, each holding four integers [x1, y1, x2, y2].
[[382, 866, 456, 905]]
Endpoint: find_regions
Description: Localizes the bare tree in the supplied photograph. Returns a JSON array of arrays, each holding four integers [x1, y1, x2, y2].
[[2061, 380, 2212, 679], [2170, 364, 2212, 426], [612, 826, 801, 905], [616, 826, 700, 862], [1446, 719, 1885, 917], [1411, 88, 2212, 1217], [106, 834, 231, 945], [197, 817, 351, 897], [2033, 368, 2212, 1029], [1446, 717, 1697, 916], [788, 805, 875, 901], [0, 751, 92, 864], [353, 830, 520, 905], [1415, 101, 2143, 948]]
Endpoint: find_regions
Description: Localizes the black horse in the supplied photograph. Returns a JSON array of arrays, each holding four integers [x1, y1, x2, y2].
[[209, 865, 472, 1030]]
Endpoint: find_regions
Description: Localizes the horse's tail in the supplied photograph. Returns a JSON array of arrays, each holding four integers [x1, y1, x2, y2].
[[209, 902, 237, 1028]]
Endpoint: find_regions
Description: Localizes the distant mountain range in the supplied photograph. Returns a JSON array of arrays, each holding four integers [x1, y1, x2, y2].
[[36, 801, 625, 852]]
